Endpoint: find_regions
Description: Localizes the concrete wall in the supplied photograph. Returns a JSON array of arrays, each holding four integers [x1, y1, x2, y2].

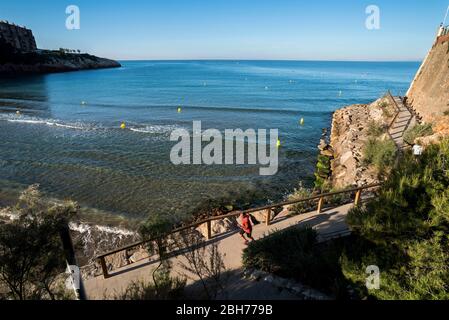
[[0, 21, 37, 52], [406, 27, 449, 122]]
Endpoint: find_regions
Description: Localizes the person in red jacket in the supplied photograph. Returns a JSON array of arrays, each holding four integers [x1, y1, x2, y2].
[[238, 212, 255, 245]]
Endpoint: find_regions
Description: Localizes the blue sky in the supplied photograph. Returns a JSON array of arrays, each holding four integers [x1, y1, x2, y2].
[[1, 0, 448, 61]]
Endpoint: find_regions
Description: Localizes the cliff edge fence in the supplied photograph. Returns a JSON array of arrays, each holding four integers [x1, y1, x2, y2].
[[0, 20, 121, 74]]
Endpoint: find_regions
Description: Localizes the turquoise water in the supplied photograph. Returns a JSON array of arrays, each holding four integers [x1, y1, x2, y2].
[[0, 60, 419, 220]]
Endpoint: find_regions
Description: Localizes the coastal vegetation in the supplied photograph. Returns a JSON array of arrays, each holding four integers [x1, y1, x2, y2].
[[314, 154, 331, 190], [0, 185, 77, 300], [139, 212, 180, 294], [367, 120, 387, 138], [363, 138, 397, 171], [176, 231, 228, 299], [403, 123, 434, 145], [362, 118, 397, 173], [114, 273, 186, 300], [346, 139, 449, 299], [244, 139, 449, 299]]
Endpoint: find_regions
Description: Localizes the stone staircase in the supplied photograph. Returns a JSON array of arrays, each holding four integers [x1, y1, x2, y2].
[[388, 97, 414, 150]]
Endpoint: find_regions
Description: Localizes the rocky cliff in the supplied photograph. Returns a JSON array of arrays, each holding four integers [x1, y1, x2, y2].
[[407, 28, 449, 122], [406, 26, 449, 140], [325, 26, 449, 187], [323, 96, 396, 189], [0, 39, 120, 75], [0, 50, 121, 75]]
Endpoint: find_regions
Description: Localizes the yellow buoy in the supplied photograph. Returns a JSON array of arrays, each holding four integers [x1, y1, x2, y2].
[[300, 118, 304, 126], [120, 122, 126, 129], [178, 107, 182, 113], [277, 139, 281, 148]]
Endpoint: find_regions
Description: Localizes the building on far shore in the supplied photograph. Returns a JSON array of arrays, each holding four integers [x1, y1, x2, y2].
[[0, 20, 37, 52]]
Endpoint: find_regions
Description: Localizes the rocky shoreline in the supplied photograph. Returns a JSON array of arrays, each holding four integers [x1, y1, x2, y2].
[[318, 95, 397, 189], [0, 51, 121, 75]]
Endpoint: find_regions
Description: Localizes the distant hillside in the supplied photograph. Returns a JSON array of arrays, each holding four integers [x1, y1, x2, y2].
[[0, 39, 121, 75]]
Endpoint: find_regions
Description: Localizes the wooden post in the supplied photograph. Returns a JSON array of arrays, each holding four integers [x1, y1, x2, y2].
[[265, 208, 271, 226], [317, 197, 324, 214], [206, 220, 212, 240], [354, 190, 362, 207], [99, 256, 109, 279]]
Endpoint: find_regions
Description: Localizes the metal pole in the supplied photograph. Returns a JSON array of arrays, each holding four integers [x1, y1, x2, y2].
[[59, 224, 87, 300], [443, 6, 449, 26]]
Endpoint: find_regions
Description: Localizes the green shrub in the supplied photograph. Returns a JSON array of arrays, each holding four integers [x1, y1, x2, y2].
[[403, 124, 433, 145], [345, 139, 449, 299], [363, 138, 397, 170], [114, 270, 186, 300], [245, 139, 449, 300], [314, 154, 331, 190], [367, 121, 386, 138], [379, 101, 394, 118], [287, 183, 315, 215]]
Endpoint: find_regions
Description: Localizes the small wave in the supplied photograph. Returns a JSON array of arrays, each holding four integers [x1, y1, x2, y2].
[[7, 119, 46, 125], [2, 113, 183, 134], [69, 221, 137, 237], [7, 118, 85, 130], [129, 124, 183, 134], [45, 122, 84, 130]]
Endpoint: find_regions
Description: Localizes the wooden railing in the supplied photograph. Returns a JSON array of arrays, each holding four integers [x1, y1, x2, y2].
[[95, 183, 381, 278], [386, 91, 401, 149], [387, 90, 401, 129]]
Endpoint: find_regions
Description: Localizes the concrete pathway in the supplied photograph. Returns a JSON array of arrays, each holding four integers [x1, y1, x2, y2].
[[84, 203, 354, 299], [388, 97, 414, 150]]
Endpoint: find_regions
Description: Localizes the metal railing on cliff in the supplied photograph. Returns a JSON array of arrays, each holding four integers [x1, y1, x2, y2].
[[95, 183, 381, 279]]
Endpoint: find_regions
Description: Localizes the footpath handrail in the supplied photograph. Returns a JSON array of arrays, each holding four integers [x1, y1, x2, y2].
[[95, 183, 381, 278], [387, 90, 401, 130]]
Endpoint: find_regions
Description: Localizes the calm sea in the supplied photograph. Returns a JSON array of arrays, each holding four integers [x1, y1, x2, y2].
[[0, 60, 419, 222]]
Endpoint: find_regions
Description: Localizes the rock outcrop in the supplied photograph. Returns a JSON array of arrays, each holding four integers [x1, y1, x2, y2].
[[0, 28, 121, 75], [325, 96, 396, 188], [407, 27, 449, 124], [0, 50, 121, 75], [406, 26, 449, 139]]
